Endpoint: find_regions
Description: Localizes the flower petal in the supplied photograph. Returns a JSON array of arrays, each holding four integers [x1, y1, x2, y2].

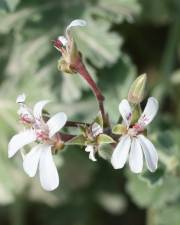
[[39, 145, 59, 191], [16, 93, 26, 103], [47, 112, 67, 138], [23, 144, 42, 177], [119, 99, 132, 127], [66, 19, 87, 31], [138, 97, 159, 127], [58, 36, 68, 46], [129, 137, 143, 173], [138, 134, 158, 172], [85, 145, 97, 162], [111, 135, 131, 169], [33, 100, 50, 120], [8, 129, 36, 158]]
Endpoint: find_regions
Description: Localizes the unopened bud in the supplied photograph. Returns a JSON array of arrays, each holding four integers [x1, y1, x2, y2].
[[69, 38, 80, 66], [128, 74, 147, 104], [57, 39, 81, 74]]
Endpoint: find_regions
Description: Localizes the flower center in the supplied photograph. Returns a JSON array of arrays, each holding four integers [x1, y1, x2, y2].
[[128, 124, 144, 137], [20, 114, 34, 124], [36, 129, 49, 141]]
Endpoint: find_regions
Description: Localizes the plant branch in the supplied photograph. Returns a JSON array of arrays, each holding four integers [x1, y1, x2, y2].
[[65, 120, 90, 127]]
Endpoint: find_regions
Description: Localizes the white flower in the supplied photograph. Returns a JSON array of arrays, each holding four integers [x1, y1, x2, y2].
[[8, 98, 67, 191], [85, 123, 103, 162], [111, 97, 159, 173]]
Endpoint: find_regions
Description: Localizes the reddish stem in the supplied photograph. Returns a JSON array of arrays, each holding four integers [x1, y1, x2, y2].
[[60, 133, 75, 142], [73, 60, 106, 123]]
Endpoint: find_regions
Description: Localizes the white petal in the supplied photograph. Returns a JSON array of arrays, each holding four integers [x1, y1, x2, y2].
[[33, 100, 50, 120], [119, 99, 132, 127], [91, 122, 103, 137], [39, 145, 59, 191], [129, 138, 143, 173], [66, 19, 87, 31], [58, 36, 68, 46], [47, 112, 67, 138], [16, 93, 26, 103], [23, 144, 43, 177], [138, 97, 159, 127], [138, 134, 158, 172], [85, 145, 97, 162], [8, 129, 36, 158], [111, 135, 131, 169]]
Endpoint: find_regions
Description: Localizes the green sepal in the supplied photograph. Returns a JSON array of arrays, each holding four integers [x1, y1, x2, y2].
[[130, 104, 142, 125], [128, 74, 147, 104], [112, 124, 126, 135], [66, 135, 86, 146], [94, 112, 103, 128], [97, 134, 115, 145]]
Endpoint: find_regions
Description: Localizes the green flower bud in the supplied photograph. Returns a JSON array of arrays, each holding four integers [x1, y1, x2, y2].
[[128, 74, 147, 104]]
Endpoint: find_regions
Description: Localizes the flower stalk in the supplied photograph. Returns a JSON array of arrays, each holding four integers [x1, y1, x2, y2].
[[72, 60, 106, 124]]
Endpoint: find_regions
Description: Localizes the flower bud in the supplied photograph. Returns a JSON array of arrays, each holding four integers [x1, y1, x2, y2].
[[68, 38, 80, 66], [128, 74, 147, 104]]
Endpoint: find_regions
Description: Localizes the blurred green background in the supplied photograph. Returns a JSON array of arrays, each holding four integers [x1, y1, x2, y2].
[[1, 0, 180, 225]]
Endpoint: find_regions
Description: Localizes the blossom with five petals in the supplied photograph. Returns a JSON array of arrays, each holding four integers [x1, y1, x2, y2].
[[8, 94, 67, 191], [111, 97, 159, 173]]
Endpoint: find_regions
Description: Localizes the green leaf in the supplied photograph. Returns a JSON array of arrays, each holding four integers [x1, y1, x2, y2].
[[140, 168, 165, 187], [5, 0, 20, 11], [97, 134, 115, 145], [66, 135, 87, 146], [96, 0, 141, 23], [75, 17, 122, 68], [94, 112, 103, 128], [112, 124, 126, 135], [98, 144, 113, 161]]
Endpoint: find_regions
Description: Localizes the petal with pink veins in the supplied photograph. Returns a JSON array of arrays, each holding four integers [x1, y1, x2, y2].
[[119, 99, 132, 127], [138, 97, 158, 127]]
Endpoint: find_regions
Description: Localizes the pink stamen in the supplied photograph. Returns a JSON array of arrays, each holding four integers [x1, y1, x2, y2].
[[20, 115, 33, 124], [133, 123, 144, 133], [36, 130, 49, 141]]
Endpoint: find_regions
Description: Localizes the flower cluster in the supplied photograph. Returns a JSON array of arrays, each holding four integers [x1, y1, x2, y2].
[[8, 19, 159, 192]]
